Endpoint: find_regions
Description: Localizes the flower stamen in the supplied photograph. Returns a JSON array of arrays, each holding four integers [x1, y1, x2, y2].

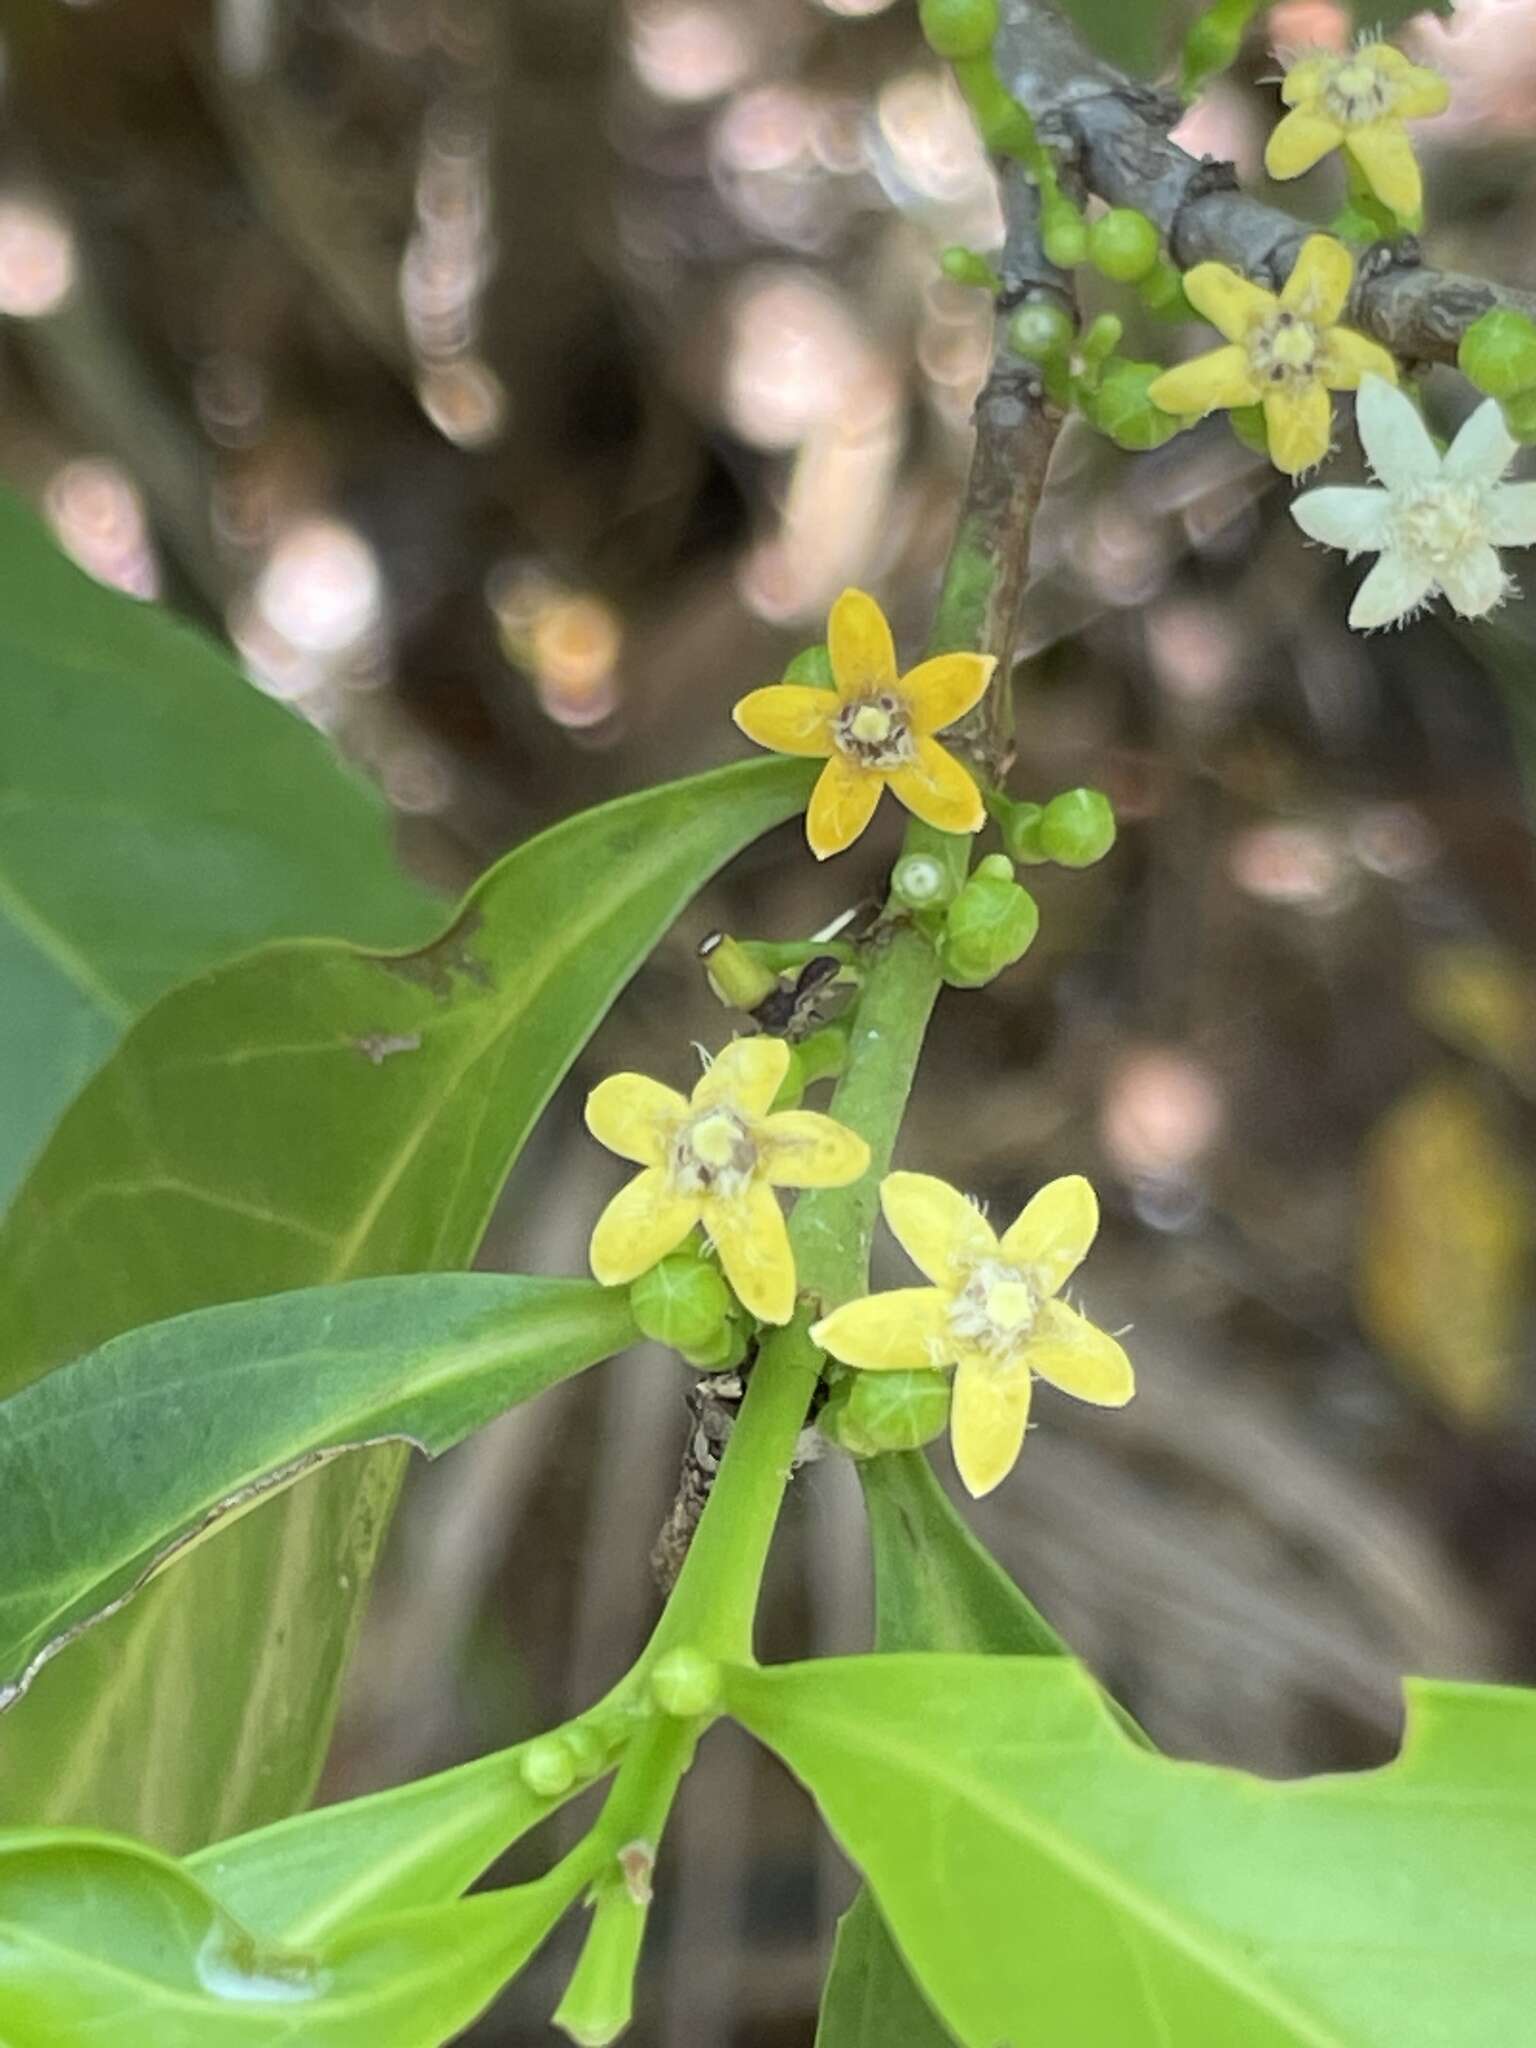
[[834, 693, 916, 770]]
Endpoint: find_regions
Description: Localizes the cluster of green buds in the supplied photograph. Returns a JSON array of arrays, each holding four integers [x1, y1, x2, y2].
[[820, 1365, 951, 1457], [1458, 308, 1536, 442], [629, 1248, 747, 1369], [939, 853, 1040, 988], [518, 1712, 630, 1799], [1178, 0, 1262, 102], [996, 786, 1118, 869]]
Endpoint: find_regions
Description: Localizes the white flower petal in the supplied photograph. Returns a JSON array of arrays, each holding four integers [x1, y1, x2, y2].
[[1442, 397, 1517, 485], [1487, 480, 1536, 548], [1290, 486, 1390, 555], [1438, 541, 1509, 618], [1356, 374, 1440, 490], [1348, 550, 1435, 629]]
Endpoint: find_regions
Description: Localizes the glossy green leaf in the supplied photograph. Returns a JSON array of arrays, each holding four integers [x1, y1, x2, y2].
[[736, 1656, 1536, 2048], [187, 1724, 612, 1946], [0, 1828, 584, 2046], [0, 754, 813, 1849], [0, 1273, 635, 1710], [0, 486, 437, 1210]]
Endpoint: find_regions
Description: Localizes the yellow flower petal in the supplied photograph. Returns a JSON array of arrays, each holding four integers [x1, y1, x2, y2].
[[1280, 55, 1330, 107], [900, 651, 995, 736], [758, 1110, 870, 1189], [1343, 123, 1422, 218], [584, 1073, 687, 1166], [812, 1287, 954, 1371], [693, 1035, 790, 1118], [949, 1355, 1031, 1498], [886, 735, 985, 837], [1394, 64, 1450, 120], [1264, 107, 1345, 181], [1279, 234, 1353, 326], [998, 1174, 1100, 1297], [704, 1181, 795, 1323], [806, 754, 883, 860], [1316, 325, 1397, 391], [880, 1171, 997, 1289], [1025, 1298, 1134, 1407], [732, 684, 837, 759], [1181, 264, 1277, 342], [1263, 382, 1334, 475], [828, 587, 898, 700], [1147, 346, 1261, 418], [589, 1168, 699, 1287]]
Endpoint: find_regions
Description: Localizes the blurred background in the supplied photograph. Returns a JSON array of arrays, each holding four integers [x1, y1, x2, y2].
[[2, 0, 1534, 2038]]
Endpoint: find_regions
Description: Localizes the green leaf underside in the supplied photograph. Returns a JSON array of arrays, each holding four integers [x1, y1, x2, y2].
[[0, 487, 438, 1210], [0, 753, 814, 1849], [0, 1274, 636, 1711], [734, 1657, 1536, 2048], [0, 1829, 581, 2046]]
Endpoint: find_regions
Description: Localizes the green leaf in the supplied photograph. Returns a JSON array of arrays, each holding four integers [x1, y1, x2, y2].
[[0, 486, 437, 1210], [0, 1273, 635, 1710], [735, 1656, 1536, 2048], [0, 1827, 584, 2046], [0, 754, 814, 1849]]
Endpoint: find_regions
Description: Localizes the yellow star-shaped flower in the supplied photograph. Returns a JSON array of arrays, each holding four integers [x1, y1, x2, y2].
[[733, 588, 993, 861], [1266, 42, 1449, 223], [1147, 235, 1395, 475], [811, 1171, 1133, 1498], [586, 1038, 869, 1325]]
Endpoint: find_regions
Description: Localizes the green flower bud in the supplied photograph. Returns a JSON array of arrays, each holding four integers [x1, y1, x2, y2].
[[1138, 259, 1190, 321], [940, 872, 1039, 987], [650, 1646, 722, 1718], [1179, 12, 1243, 96], [520, 1734, 577, 1799], [1086, 358, 1191, 450], [821, 1369, 951, 1457], [783, 643, 835, 688], [1007, 296, 1075, 365], [1042, 212, 1089, 269], [919, 0, 1000, 58], [1039, 787, 1116, 868], [630, 1253, 733, 1354], [892, 851, 959, 912], [678, 1316, 749, 1372], [1459, 308, 1536, 400], [974, 851, 1016, 882], [1501, 387, 1536, 444], [1088, 208, 1161, 284], [941, 245, 1002, 294], [1228, 403, 1269, 455], [997, 798, 1049, 865], [562, 1721, 608, 1781]]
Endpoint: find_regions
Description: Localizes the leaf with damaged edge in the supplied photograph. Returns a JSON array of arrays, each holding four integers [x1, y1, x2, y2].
[[0, 754, 813, 1849], [0, 1273, 635, 1710], [736, 1656, 1536, 2048], [0, 486, 438, 1211], [0, 1828, 586, 2046]]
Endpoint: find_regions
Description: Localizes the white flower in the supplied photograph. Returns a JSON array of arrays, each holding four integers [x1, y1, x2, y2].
[[1290, 373, 1536, 629]]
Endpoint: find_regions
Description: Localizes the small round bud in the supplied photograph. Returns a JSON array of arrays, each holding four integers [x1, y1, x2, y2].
[[891, 851, 957, 911], [520, 1734, 577, 1799], [679, 1317, 749, 1373], [562, 1722, 607, 1780], [1227, 404, 1269, 455], [1041, 210, 1089, 270], [1007, 296, 1074, 364], [1075, 312, 1124, 374], [941, 245, 1002, 294], [998, 799, 1049, 866], [1501, 388, 1536, 444], [783, 644, 835, 688], [918, 0, 1000, 58], [1087, 358, 1190, 450], [821, 1369, 951, 1457], [650, 1646, 722, 1718], [974, 851, 1016, 882], [630, 1253, 733, 1354], [1088, 208, 1161, 284], [1039, 788, 1116, 868], [940, 873, 1040, 988], [1459, 308, 1536, 400], [1179, 13, 1242, 94]]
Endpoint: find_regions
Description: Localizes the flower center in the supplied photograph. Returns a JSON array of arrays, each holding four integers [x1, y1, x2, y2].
[[946, 1259, 1040, 1360], [1322, 56, 1393, 126], [834, 693, 915, 770], [672, 1108, 757, 1197], [1387, 481, 1488, 569], [1249, 308, 1320, 387]]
